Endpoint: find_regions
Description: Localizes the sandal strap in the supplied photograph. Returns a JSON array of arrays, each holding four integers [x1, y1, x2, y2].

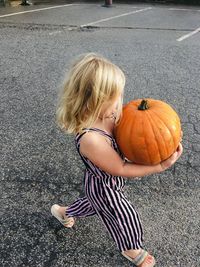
[[122, 250, 148, 266], [134, 250, 149, 266], [62, 217, 73, 225]]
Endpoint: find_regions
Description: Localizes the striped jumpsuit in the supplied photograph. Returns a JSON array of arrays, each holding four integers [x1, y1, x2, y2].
[[66, 128, 143, 252]]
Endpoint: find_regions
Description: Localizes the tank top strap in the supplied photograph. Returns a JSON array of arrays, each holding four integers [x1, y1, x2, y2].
[[87, 128, 113, 139], [76, 127, 113, 145]]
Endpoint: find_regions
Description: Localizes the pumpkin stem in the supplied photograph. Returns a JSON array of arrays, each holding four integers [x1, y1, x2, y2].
[[138, 99, 149, 110]]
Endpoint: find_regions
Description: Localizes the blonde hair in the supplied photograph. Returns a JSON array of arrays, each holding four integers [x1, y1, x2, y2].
[[56, 53, 125, 134]]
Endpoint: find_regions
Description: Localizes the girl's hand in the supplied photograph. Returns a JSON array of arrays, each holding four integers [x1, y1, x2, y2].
[[160, 143, 183, 171]]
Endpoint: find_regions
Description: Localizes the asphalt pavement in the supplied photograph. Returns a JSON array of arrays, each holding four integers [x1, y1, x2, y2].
[[0, 2, 200, 267]]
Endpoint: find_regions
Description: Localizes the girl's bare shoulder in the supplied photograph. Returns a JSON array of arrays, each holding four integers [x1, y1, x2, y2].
[[80, 130, 110, 146], [79, 131, 111, 157]]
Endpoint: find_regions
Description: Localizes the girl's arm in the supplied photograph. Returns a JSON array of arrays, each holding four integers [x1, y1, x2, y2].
[[79, 132, 183, 178]]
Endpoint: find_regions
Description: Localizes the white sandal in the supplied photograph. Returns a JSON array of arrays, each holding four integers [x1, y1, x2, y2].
[[122, 249, 155, 267], [51, 204, 75, 228]]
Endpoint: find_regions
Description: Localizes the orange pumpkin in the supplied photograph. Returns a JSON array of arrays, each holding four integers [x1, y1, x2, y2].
[[114, 99, 181, 165]]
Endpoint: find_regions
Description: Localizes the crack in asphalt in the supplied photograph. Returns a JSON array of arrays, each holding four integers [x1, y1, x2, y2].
[[0, 21, 197, 32], [81, 25, 197, 32]]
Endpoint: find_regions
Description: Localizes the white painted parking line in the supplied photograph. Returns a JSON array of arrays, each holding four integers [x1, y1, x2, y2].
[[81, 7, 152, 27], [177, 27, 200, 42], [0, 4, 77, 18], [169, 8, 200, 12]]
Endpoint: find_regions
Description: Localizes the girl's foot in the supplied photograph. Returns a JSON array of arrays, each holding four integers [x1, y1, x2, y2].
[[51, 204, 75, 228], [122, 249, 155, 267]]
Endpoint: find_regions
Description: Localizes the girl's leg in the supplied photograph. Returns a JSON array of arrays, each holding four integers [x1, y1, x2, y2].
[[56, 196, 96, 219], [66, 196, 97, 217], [85, 176, 143, 252], [52, 196, 97, 228], [118, 195, 155, 266]]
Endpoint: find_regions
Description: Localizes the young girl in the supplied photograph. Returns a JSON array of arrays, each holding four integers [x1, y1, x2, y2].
[[51, 53, 183, 267]]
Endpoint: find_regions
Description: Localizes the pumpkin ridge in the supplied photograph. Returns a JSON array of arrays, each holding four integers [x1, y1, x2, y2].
[[149, 110, 170, 161], [142, 111, 154, 165], [153, 111, 175, 154], [150, 109, 176, 151], [145, 110, 162, 163], [148, 110, 171, 157], [129, 110, 139, 162]]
